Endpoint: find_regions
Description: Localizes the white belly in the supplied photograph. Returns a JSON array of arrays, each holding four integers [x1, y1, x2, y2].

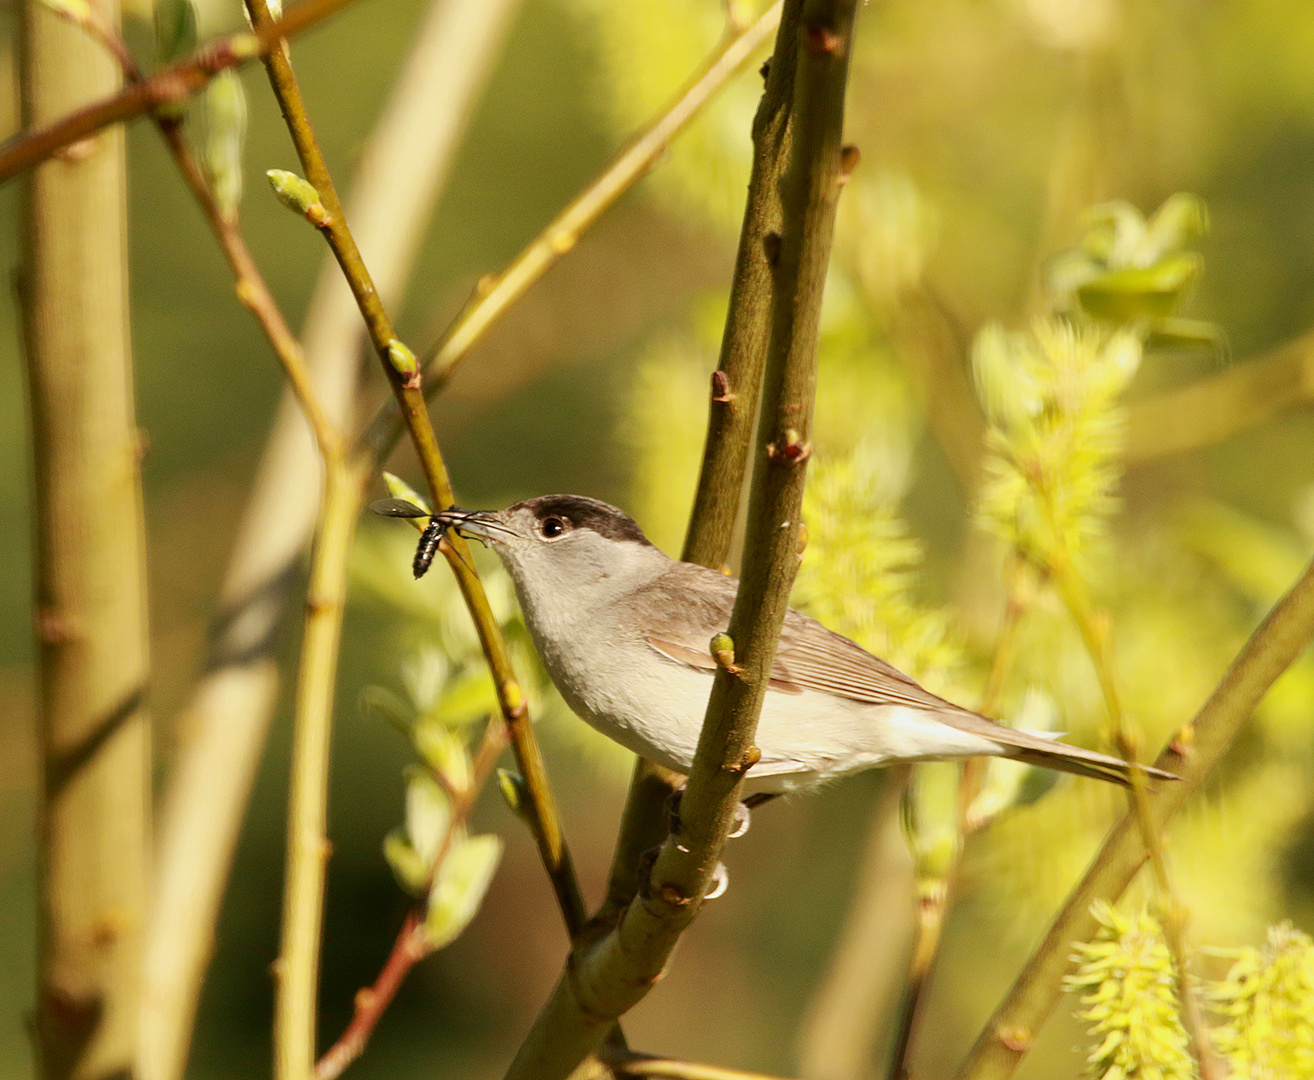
[[544, 638, 1004, 793]]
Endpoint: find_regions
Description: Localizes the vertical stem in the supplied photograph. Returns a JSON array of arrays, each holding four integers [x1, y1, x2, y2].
[[20, 1, 152, 1077], [274, 455, 363, 1080], [502, 3, 860, 1076], [1048, 557, 1219, 1080], [601, 0, 803, 927]]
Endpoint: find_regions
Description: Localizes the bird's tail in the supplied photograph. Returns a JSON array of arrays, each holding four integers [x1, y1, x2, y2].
[[1000, 730, 1178, 787]]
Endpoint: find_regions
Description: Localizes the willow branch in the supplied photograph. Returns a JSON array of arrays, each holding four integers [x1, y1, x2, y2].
[[241, 4, 592, 1071], [952, 554, 1314, 1080], [277, 456, 365, 1080], [885, 564, 1029, 1080], [22, 2, 151, 1074], [1047, 558, 1219, 1079], [363, 0, 784, 459], [598, 0, 801, 934], [1125, 328, 1314, 462], [0, 0, 359, 183], [502, 5, 859, 1078]]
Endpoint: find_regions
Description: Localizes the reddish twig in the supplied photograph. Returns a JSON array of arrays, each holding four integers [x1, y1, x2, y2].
[[314, 717, 508, 1080], [0, 0, 359, 183]]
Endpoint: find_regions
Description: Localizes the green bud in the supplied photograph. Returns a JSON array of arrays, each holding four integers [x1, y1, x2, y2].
[[386, 339, 420, 387], [401, 766, 451, 867], [710, 632, 740, 674], [266, 169, 330, 227], [1076, 253, 1203, 322], [383, 829, 428, 896], [382, 471, 431, 522], [496, 768, 529, 820], [413, 722, 472, 795]]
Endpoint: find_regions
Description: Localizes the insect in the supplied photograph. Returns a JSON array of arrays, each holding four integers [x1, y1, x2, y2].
[[369, 498, 455, 578]]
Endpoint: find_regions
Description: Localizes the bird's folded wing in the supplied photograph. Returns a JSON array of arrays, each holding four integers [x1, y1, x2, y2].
[[634, 561, 959, 711]]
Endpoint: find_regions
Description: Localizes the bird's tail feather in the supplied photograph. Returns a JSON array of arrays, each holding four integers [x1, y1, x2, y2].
[[1001, 735, 1178, 787]]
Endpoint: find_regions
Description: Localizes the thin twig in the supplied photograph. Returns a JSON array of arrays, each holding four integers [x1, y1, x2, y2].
[[604, 1049, 799, 1080], [502, 4, 860, 1077], [363, 0, 784, 459], [951, 555, 1314, 1080], [0, 0, 359, 183], [315, 717, 509, 1080], [1047, 557, 1219, 1080], [245, 0, 590, 944], [886, 562, 1029, 1080], [239, 4, 594, 1073], [144, 4, 516, 1075]]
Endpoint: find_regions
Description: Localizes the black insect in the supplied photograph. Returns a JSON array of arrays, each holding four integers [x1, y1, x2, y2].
[[370, 498, 456, 578]]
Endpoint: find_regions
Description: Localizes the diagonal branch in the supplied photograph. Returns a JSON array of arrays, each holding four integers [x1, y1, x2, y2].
[[0, 0, 359, 183], [238, 3, 593, 1075], [501, 4, 861, 1077], [951, 554, 1314, 1080], [143, 8, 526, 1079], [362, 0, 785, 460]]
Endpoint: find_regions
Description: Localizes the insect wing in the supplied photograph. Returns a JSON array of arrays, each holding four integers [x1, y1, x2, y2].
[[370, 497, 431, 519]]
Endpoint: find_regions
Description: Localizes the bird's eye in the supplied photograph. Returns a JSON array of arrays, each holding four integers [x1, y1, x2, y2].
[[540, 516, 567, 539]]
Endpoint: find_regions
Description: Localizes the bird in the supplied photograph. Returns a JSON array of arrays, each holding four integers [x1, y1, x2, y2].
[[408, 493, 1175, 794]]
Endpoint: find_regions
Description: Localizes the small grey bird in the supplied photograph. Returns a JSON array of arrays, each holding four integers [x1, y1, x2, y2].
[[423, 494, 1174, 793]]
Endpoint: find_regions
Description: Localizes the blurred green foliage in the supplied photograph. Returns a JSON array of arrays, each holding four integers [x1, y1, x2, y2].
[[3, 1, 1314, 1079]]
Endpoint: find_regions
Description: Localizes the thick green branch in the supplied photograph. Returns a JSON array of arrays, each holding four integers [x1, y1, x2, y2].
[[0, 0, 359, 183], [951, 554, 1314, 1080], [501, 4, 859, 1078], [22, 2, 151, 1075]]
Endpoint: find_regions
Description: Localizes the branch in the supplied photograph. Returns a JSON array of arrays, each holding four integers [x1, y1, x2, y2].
[[22, 3, 151, 1074], [144, 4, 519, 1076], [951, 553, 1314, 1080], [501, 4, 860, 1077], [362, 0, 784, 459], [604, 1049, 799, 1080], [599, 0, 801, 935], [0, 0, 359, 183], [240, 2, 591, 1071], [1125, 328, 1314, 462], [277, 455, 364, 1080]]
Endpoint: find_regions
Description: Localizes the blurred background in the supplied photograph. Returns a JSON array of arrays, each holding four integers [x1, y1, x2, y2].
[[2, 0, 1314, 1078]]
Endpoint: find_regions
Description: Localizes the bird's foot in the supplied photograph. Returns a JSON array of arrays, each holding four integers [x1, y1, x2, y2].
[[705, 862, 729, 900], [664, 787, 684, 836]]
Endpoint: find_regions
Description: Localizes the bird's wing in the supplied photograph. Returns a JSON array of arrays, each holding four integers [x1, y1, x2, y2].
[[634, 561, 1178, 786], [634, 561, 957, 710]]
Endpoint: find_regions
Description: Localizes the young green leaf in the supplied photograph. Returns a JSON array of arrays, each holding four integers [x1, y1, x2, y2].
[[202, 70, 247, 223], [423, 834, 503, 950]]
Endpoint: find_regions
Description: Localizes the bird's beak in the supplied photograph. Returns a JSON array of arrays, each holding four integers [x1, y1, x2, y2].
[[432, 507, 514, 547]]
